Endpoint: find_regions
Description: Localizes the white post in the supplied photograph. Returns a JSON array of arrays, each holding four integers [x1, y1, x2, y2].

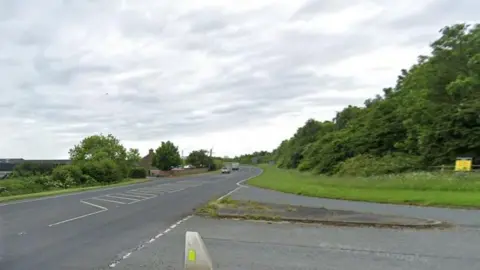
[[184, 231, 213, 270]]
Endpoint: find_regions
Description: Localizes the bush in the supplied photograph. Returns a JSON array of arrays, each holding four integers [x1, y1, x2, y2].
[[0, 176, 63, 196], [80, 159, 123, 183], [335, 153, 424, 177], [11, 162, 59, 177], [30, 175, 65, 189], [129, 167, 147, 178], [208, 159, 224, 171], [80, 174, 98, 186], [51, 165, 83, 186]]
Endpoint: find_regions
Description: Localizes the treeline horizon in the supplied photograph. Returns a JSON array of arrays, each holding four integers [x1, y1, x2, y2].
[[235, 23, 480, 176]]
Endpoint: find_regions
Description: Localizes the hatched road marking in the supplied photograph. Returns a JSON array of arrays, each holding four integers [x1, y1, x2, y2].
[[47, 178, 223, 227]]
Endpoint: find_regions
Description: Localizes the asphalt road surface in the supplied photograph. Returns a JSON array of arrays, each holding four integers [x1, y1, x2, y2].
[[115, 216, 480, 270], [0, 167, 261, 270], [114, 176, 480, 270]]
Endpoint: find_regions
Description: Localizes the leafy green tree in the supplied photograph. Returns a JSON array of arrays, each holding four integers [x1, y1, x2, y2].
[[186, 150, 211, 167], [126, 148, 141, 168], [69, 134, 134, 181], [152, 141, 182, 171], [242, 23, 480, 176], [234, 151, 273, 165]]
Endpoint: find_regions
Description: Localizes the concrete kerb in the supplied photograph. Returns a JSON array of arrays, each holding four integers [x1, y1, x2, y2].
[[210, 213, 450, 229]]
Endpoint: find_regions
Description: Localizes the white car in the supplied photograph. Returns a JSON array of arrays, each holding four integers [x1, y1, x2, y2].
[[221, 167, 231, 174]]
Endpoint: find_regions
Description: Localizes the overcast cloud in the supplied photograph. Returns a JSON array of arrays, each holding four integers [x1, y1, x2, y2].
[[0, 0, 477, 159]]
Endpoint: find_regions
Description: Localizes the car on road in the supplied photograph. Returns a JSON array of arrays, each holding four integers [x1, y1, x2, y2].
[[221, 167, 231, 174]]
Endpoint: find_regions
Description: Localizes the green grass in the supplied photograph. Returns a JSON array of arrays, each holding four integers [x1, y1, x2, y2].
[[247, 165, 480, 208], [0, 178, 150, 203]]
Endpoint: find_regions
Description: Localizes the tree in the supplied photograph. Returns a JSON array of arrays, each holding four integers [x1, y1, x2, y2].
[[69, 134, 131, 179], [152, 141, 182, 171], [241, 23, 480, 175], [186, 150, 211, 167], [126, 148, 141, 168]]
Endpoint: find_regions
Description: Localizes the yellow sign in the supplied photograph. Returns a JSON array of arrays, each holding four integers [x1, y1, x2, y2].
[[455, 158, 472, 171], [187, 249, 196, 262]]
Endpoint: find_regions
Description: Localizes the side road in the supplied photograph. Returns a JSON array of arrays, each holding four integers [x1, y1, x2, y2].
[[230, 184, 480, 227]]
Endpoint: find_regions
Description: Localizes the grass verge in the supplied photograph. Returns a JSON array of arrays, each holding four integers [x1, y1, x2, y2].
[[247, 165, 480, 208], [195, 196, 276, 219], [0, 178, 150, 203]]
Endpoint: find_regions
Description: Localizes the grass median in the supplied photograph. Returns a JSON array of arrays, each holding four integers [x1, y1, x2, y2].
[[247, 165, 480, 208], [0, 178, 150, 203]]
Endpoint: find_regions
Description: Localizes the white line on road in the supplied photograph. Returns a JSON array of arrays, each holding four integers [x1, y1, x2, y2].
[[91, 197, 126, 204], [105, 195, 139, 202], [48, 200, 108, 227], [217, 168, 263, 201], [167, 188, 185, 193], [120, 193, 154, 199], [107, 167, 262, 268], [108, 215, 193, 268], [125, 191, 157, 197]]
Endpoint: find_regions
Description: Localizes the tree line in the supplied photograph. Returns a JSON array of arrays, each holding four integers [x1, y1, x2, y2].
[[2, 134, 223, 196], [241, 23, 480, 176], [151, 141, 220, 170]]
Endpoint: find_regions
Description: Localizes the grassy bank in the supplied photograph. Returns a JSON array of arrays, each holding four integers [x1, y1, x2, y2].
[[0, 178, 150, 203], [247, 165, 480, 208]]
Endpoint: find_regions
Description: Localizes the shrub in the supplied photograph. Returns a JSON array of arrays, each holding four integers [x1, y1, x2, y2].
[[80, 159, 123, 183], [335, 153, 423, 177], [11, 162, 59, 177], [0, 176, 62, 196], [51, 165, 83, 186], [129, 167, 147, 178], [80, 174, 98, 186], [208, 159, 224, 171], [30, 175, 64, 189]]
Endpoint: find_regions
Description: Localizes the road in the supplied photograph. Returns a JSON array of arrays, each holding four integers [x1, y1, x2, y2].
[[0, 167, 261, 270], [116, 216, 480, 270], [114, 175, 480, 270]]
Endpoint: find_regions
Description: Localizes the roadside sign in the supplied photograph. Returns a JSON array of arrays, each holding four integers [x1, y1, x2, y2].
[[455, 157, 472, 171]]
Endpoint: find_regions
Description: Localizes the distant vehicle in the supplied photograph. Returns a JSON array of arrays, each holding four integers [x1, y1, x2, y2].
[[221, 167, 231, 174], [231, 162, 239, 171]]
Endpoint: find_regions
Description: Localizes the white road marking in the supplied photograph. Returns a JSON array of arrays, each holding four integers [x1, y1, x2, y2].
[[217, 169, 262, 201], [105, 195, 139, 202], [145, 187, 169, 192], [120, 193, 154, 199], [167, 188, 185, 193], [125, 191, 157, 197], [108, 215, 193, 268], [48, 200, 108, 227], [91, 197, 126, 204], [0, 184, 146, 207], [0, 175, 215, 207], [46, 176, 219, 228]]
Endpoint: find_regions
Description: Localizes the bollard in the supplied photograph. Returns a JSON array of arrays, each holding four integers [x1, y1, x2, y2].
[[184, 231, 213, 270]]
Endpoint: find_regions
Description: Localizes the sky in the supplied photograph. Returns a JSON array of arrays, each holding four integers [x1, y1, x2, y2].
[[0, 0, 478, 159]]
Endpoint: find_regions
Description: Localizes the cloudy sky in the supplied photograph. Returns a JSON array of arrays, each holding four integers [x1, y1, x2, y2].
[[0, 0, 477, 159]]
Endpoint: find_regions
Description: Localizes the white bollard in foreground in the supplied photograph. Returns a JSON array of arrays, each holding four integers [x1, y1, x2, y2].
[[184, 231, 213, 270]]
